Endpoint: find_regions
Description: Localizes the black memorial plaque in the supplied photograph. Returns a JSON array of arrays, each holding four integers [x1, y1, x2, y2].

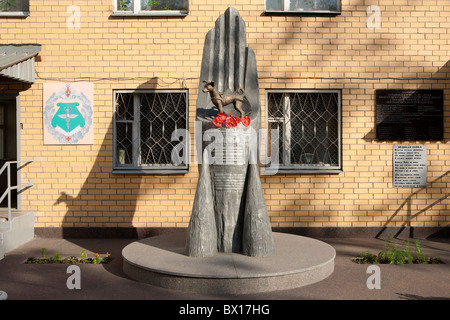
[[376, 90, 444, 141]]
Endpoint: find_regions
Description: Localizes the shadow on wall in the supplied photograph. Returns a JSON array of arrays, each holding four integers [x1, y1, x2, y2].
[[364, 60, 450, 144], [54, 120, 143, 239], [365, 60, 450, 240], [249, 4, 450, 238], [51, 77, 187, 244], [375, 171, 450, 240]]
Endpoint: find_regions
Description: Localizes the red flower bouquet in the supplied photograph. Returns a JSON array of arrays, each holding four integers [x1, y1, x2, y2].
[[212, 112, 251, 128], [212, 112, 228, 127], [240, 116, 251, 127]]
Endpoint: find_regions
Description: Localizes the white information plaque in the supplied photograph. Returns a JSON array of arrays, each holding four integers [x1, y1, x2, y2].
[[393, 145, 427, 188]]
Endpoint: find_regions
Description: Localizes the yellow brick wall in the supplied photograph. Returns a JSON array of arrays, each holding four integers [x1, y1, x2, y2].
[[0, 0, 448, 229]]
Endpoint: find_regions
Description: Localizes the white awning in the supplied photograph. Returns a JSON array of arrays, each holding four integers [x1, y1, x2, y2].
[[0, 44, 41, 84]]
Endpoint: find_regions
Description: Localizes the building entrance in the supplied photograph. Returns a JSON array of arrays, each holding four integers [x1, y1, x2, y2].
[[0, 97, 18, 209]]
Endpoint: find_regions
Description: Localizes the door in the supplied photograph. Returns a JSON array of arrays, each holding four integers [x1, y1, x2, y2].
[[0, 98, 17, 208]]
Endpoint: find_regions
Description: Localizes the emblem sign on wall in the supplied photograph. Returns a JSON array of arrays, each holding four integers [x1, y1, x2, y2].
[[43, 83, 94, 145]]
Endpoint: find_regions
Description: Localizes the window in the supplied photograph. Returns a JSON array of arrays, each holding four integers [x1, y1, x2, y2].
[[0, 0, 29, 16], [113, 90, 189, 174], [113, 0, 188, 16], [266, 90, 341, 173], [265, 0, 340, 14]]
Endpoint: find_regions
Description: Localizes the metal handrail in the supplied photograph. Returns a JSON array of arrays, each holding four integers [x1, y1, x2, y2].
[[0, 160, 33, 227]]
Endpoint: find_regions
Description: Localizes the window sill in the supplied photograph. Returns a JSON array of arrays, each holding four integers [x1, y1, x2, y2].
[[261, 168, 343, 175], [113, 168, 189, 175], [0, 11, 29, 17], [111, 10, 188, 17]]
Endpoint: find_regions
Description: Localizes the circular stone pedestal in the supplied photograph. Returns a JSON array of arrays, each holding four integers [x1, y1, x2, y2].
[[122, 231, 336, 295]]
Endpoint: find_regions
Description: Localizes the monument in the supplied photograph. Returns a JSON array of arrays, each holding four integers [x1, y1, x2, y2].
[[185, 7, 274, 257], [121, 8, 336, 294]]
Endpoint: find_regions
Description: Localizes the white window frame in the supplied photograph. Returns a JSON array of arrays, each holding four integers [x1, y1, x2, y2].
[[265, 0, 341, 15], [113, 90, 189, 175], [265, 90, 342, 174], [112, 0, 188, 17]]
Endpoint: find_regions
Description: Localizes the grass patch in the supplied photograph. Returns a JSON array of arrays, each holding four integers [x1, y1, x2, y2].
[[25, 248, 112, 264], [352, 239, 443, 265]]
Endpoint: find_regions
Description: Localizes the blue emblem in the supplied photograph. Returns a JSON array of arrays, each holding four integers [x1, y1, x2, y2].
[[44, 84, 93, 144]]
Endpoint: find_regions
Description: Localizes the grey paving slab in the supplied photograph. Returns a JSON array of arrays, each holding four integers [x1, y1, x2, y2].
[[0, 235, 448, 301]]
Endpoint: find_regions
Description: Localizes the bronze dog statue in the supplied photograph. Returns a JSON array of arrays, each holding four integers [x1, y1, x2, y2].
[[202, 80, 245, 116]]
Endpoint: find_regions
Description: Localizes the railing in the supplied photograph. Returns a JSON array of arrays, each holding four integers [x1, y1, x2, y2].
[[0, 160, 33, 229]]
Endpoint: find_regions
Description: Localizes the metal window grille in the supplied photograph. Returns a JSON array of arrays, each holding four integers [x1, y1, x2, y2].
[[114, 90, 188, 172], [267, 90, 341, 171]]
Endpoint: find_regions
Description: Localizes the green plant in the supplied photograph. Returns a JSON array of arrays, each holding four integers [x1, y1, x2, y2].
[[352, 251, 379, 264], [119, 0, 129, 11], [53, 252, 61, 261], [147, 0, 158, 9], [25, 249, 112, 264], [93, 253, 101, 264], [403, 241, 414, 264], [352, 238, 444, 265], [0, 0, 16, 11], [414, 239, 428, 264]]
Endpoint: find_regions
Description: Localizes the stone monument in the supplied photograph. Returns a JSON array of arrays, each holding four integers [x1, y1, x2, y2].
[[122, 9, 335, 293], [185, 8, 274, 257]]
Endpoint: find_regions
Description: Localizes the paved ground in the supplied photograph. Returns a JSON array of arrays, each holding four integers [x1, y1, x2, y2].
[[0, 235, 448, 313]]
